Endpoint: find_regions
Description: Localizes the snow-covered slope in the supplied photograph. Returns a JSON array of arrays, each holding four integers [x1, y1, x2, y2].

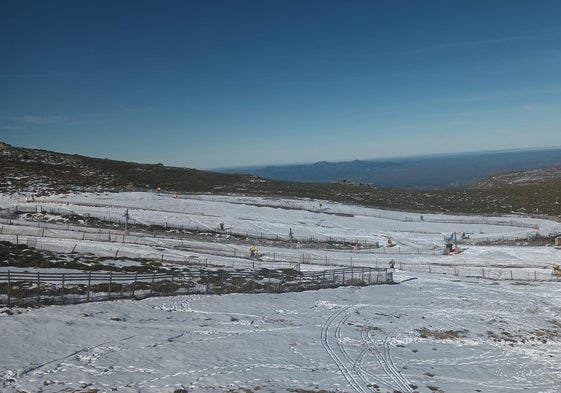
[[1, 191, 561, 392]]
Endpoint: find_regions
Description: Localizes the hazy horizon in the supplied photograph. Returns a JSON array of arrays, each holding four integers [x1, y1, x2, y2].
[[212, 145, 561, 171]]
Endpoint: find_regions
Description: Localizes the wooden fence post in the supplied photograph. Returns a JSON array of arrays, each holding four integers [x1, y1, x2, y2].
[[108, 271, 113, 300], [36, 272, 41, 304], [87, 271, 91, 302], [61, 273, 65, 305], [7, 271, 11, 306], [132, 273, 138, 297], [362, 267, 365, 284]]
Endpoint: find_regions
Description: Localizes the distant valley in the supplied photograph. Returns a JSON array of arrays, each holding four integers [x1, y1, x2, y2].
[[221, 148, 561, 189]]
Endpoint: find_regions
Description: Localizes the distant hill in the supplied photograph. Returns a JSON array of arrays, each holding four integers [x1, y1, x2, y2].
[[0, 142, 253, 195], [1, 142, 560, 217], [474, 165, 561, 188], [221, 148, 561, 189]]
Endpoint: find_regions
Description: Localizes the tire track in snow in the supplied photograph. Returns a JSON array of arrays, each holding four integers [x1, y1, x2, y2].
[[360, 327, 414, 393], [320, 304, 413, 392], [320, 305, 369, 393], [382, 335, 413, 392]]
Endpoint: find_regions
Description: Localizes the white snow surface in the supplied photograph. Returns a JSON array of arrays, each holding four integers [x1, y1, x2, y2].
[[1, 191, 561, 392]]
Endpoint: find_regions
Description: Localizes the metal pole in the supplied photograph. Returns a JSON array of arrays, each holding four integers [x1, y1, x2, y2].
[[7, 271, 11, 306], [132, 273, 138, 297], [61, 273, 65, 305], [36, 272, 40, 305], [124, 208, 129, 235], [108, 271, 112, 300], [87, 272, 91, 302]]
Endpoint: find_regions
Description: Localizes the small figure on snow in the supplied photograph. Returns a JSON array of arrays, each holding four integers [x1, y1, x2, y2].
[[250, 245, 258, 259]]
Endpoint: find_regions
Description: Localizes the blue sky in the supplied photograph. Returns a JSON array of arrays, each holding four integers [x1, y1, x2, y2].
[[1, 0, 561, 169]]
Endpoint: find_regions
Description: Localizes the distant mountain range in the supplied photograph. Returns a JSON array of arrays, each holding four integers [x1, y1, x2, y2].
[[221, 148, 561, 189]]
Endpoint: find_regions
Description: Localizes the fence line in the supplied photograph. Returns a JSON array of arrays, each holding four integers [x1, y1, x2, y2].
[[0, 267, 393, 307], [396, 261, 560, 282], [22, 200, 544, 229], [3, 205, 383, 247], [5, 203, 551, 248], [417, 216, 539, 229], [0, 229, 400, 269], [1, 217, 554, 267]]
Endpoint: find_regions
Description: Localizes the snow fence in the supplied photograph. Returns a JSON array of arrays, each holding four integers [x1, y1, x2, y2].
[[0, 267, 393, 307]]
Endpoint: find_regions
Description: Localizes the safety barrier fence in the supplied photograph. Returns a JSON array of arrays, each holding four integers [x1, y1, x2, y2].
[[395, 260, 561, 282], [0, 232, 398, 272], [0, 267, 393, 307], [2, 203, 550, 247], [2, 205, 383, 248], [0, 217, 554, 265]]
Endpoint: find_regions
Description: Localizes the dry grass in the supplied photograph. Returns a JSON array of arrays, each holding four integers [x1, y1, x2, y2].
[[416, 327, 469, 340]]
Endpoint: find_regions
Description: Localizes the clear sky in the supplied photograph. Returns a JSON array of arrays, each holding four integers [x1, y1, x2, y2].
[[1, 0, 561, 169]]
